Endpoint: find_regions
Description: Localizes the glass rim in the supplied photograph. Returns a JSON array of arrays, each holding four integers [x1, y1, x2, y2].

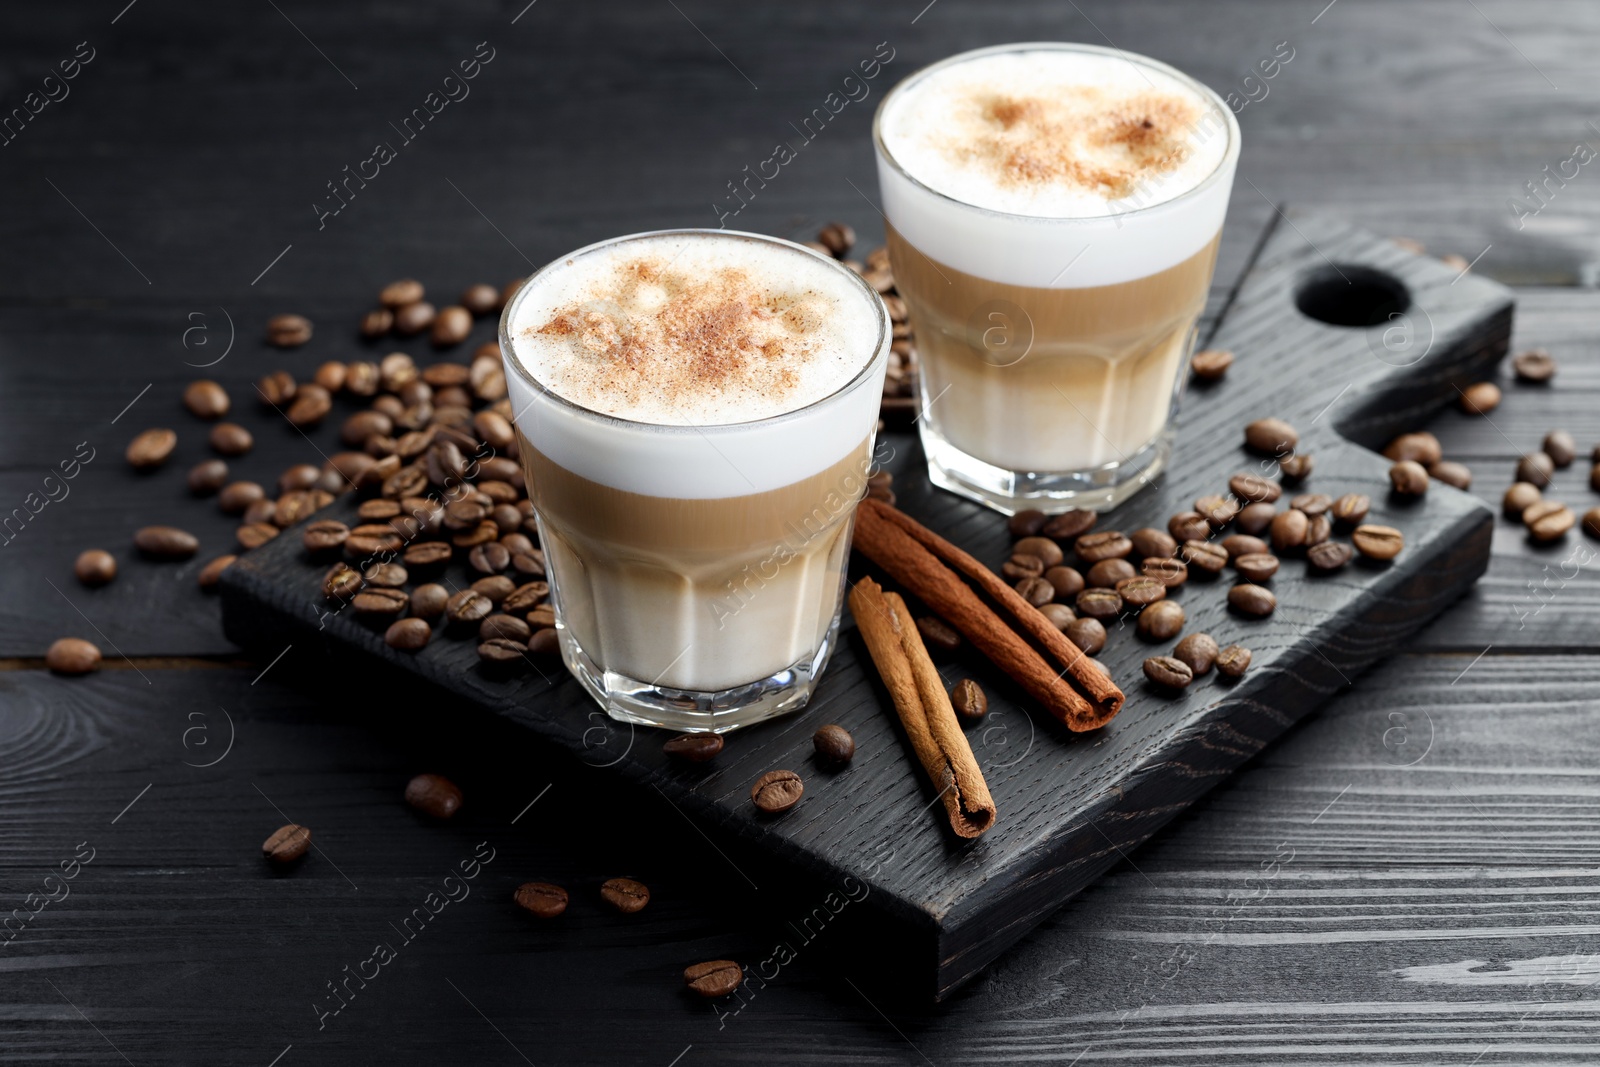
[[498, 228, 891, 435], [872, 41, 1241, 226]]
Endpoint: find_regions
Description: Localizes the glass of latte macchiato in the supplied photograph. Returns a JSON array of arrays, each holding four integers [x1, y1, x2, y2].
[[874, 43, 1240, 513], [500, 230, 891, 733]]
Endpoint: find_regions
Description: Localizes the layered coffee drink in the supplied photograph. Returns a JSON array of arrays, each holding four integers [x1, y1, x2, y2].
[[501, 231, 890, 732], [874, 44, 1240, 512]]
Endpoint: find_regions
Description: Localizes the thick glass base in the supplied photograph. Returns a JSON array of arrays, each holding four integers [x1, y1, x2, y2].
[[920, 421, 1171, 516], [557, 614, 842, 734]]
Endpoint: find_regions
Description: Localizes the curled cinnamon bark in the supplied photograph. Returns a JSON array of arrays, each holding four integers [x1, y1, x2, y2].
[[852, 498, 1123, 731], [849, 579, 995, 838]]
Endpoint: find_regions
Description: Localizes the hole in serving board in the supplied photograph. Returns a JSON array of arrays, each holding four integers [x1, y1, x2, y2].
[[1294, 265, 1411, 327]]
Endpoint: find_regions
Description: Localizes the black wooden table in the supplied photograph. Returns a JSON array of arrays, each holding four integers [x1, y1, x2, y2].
[[5, 2, 1600, 1063]]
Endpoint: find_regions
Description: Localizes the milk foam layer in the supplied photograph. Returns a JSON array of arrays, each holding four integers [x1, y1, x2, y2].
[[875, 44, 1239, 288], [502, 231, 890, 499]]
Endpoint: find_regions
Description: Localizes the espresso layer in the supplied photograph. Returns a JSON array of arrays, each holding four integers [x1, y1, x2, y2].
[[888, 224, 1219, 473], [519, 430, 873, 691]]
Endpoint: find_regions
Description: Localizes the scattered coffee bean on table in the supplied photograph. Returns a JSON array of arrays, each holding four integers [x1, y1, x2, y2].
[[1169, 511, 1211, 542], [1279, 453, 1314, 481], [187, 459, 229, 496], [1503, 482, 1541, 517], [198, 554, 237, 591], [1181, 540, 1228, 574], [1138, 600, 1185, 641], [812, 724, 856, 765], [1143, 656, 1193, 690], [912, 615, 960, 653], [1584, 507, 1600, 539], [74, 549, 116, 587], [1076, 588, 1123, 620], [1544, 430, 1577, 468], [684, 960, 743, 998], [1004, 556, 1047, 581], [1234, 552, 1280, 583], [262, 823, 311, 864], [1015, 575, 1055, 607], [1066, 617, 1106, 655], [404, 773, 463, 819], [126, 428, 177, 470], [1229, 472, 1281, 503], [950, 679, 987, 722], [664, 733, 723, 762], [46, 637, 101, 675], [1235, 502, 1276, 535], [1511, 349, 1556, 382], [385, 617, 432, 652], [1040, 603, 1076, 630], [1216, 644, 1253, 678], [1244, 417, 1298, 455], [1459, 381, 1501, 414], [1173, 633, 1220, 676], [528, 628, 560, 656], [1384, 432, 1442, 466], [134, 525, 199, 561], [1129, 527, 1177, 559], [1086, 558, 1136, 588], [1524, 501, 1575, 542], [1228, 583, 1277, 617], [1013, 535, 1064, 568], [1195, 494, 1240, 528], [1389, 460, 1429, 495], [1332, 494, 1370, 526], [1307, 541, 1354, 571], [478, 637, 528, 666], [209, 422, 253, 456], [751, 770, 804, 814], [1143, 557, 1188, 588], [1352, 524, 1405, 560], [266, 313, 313, 347], [1190, 348, 1234, 381], [1074, 530, 1132, 563], [183, 379, 230, 420], [514, 882, 568, 919], [600, 877, 651, 914], [1117, 575, 1168, 607], [1007, 509, 1047, 537], [1270, 510, 1309, 552], [1221, 534, 1268, 559], [1429, 461, 1472, 490]]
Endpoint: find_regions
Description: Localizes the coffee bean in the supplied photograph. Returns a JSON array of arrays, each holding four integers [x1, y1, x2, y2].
[[1195, 494, 1240, 528], [1168, 512, 1211, 542], [1306, 513, 1332, 547], [180, 459, 227, 497], [1270, 509, 1309, 552], [183, 379, 230, 420], [480, 614, 532, 644], [1041, 510, 1096, 540], [949, 680, 987, 723], [600, 877, 650, 914], [1008, 509, 1047, 537], [393, 302, 436, 336], [504, 581, 551, 613], [353, 586, 407, 616], [1592, 465, 1600, 493], [1002, 555, 1045, 581], [1143, 656, 1193, 690], [1066, 617, 1106, 655], [431, 305, 473, 346], [361, 308, 394, 337], [817, 221, 855, 256], [1174, 633, 1220, 676], [523, 601, 555, 627], [126, 428, 177, 470], [1221, 534, 1269, 559], [74, 549, 117, 587], [194, 554, 233, 592], [380, 617, 430, 652], [1191, 348, 1233, 381], [1075, 530, 1131, 563], [1129, 527, 1177, 559], [1086, 558, 1136, 588], [1013, 536, 1064, 568], [664, 733, 723, 762], [1383, 432, 1442, 466], [1228, 583, 1277, 617], [1332, 493, 1371, 526], [1229, 472, 1281, 504], [1181, 540, 1228, 574], [1244, 417, 1298, 455], [46, 637, 100, 675], [134, 525, 198, 560], [1389, 460, 1429, 496], [341, 361, 378, 397], [1279, 453, 1314, 482], [266, 313, 313, 347], [214, 481, 262, 516], [300, 519, 348, 555], [1544, 430, 1578, 468], [460, 283, 502, 316], [1026, 604, 1068, 634], [322, 563, 362, 602], [1015, 575, 1055, 607], [286, 384, 332, 427], [1306, 540, 1353, 571], [236, 522, 278, 550], [404, 773, 462, 819], [1234, 552, 1280, 582], [514, 882, 568, 919], [1352, 524, 1404, 560], [684, 960, 743, 998], [469, 542, 511, 575], [262, 823, 311, 864], [1429, 460, 1472, 490], [1519, 452, 1558, 489], [813, 723, 856, 764], [1042, 566, 1085, 600], [257, 370, 296, 406], [402, 585, 445, 621], [1291, 493, 1332, 517], [1585, 507, 1600, 539], [1459, 381, 1501, 414], [1076, 588, 1123, 620], [1235, 502, 1276, 535], [1215, 644, 1253, 678], [1525, 500, 1575, 542], [1142, 557, 1188, 588], [1138, 599, 1185, 641], [1116, 575, 1168, 607], [381, 279, 424, 308], [527, 628, 561, 655], [446, 589, 493, 626], [313, 362, 345, 392], [751, 769, 804, 814], [1512, 349, 1556, 383]]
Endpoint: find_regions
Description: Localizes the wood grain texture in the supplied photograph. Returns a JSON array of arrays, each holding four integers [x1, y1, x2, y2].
[[220, 213, 1507, 999]]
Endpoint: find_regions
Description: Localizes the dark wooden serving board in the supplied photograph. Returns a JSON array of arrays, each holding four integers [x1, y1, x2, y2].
[[221, 211, 1509, 1001]]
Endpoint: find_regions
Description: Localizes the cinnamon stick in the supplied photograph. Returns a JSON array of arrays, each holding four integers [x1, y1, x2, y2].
[[849, 578, 995, 838], [852, 499, 1123, 730]]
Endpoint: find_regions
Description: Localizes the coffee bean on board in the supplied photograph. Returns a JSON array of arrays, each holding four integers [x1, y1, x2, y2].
[[664, 733, 724, 762], [46, 637, 101, 675], [813, 724, 855, 765], [1228, 583, 1277, 617], [126, 428, 177, 470], [404, 773, 463, 819], [1459, 381, 1501, 414], [262, 824, 311, 864], [1138, 600, 1185, 641], [1143, 656, 1193, 690], [1352, 524, 1404, 560], [1307, 540, 1354, 571], [385, 617, 432, 652], [1389, 460, 1429, 495], [514, 882, 568, 919], [950, 679, 987, 722], [1244, 417, 1298, 455], [266, 313, 313, 347], [134, 525, 199, 560], [1216, 645, 1253, 678], [198, 554, 237, 591], [1066, 617, 1106, 655], [1173, 633, 1220, 676], [1191, 348, 1233, 380], [183, 379, 230, 420], [1332, 493, 1371, 526], [74, 549, 117, 587], [1512, 349, 1556, 383], [751, 770, 804, 814], [600, 877, 650, 914], [684, 960, 743, 998]]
